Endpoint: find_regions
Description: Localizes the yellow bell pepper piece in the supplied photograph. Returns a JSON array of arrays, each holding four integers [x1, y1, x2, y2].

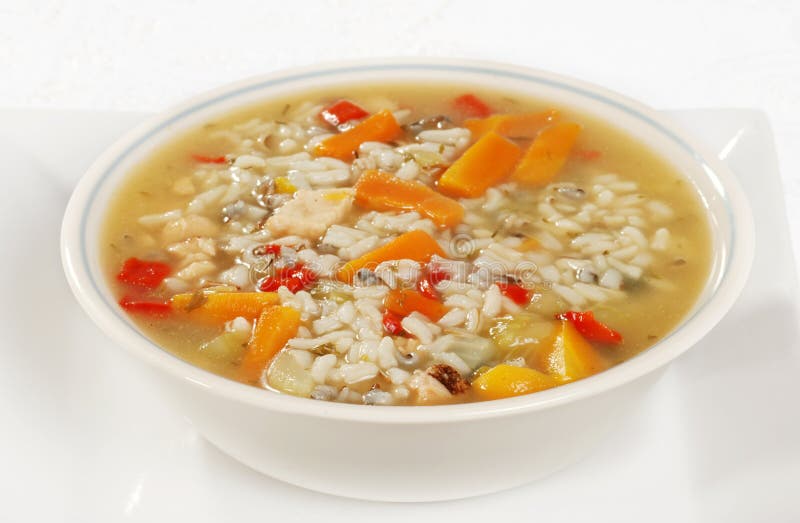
[[536, 320, 607, 381], [472, 364, 559, 400]]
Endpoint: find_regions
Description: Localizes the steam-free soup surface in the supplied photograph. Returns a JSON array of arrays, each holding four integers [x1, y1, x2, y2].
[[102, 84, 710, 405]]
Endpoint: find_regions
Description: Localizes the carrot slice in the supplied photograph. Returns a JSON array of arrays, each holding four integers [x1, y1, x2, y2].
[[464, 110, 559, 140], [384, 289, 448, 322], [511, 122, 581, 185], [354, 170, 464, 228], [437, 131, 522, 198], [313, 109, 402, 161], [240, 305, 301, 382], [335, 230, 445, 283], [171, 292, 279, 325]]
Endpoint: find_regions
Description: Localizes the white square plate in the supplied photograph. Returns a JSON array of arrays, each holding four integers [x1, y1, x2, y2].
[[0, 109, 796, 522]]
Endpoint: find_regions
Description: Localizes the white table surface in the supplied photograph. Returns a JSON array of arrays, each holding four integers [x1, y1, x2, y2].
[[2, 0, 799, 274]]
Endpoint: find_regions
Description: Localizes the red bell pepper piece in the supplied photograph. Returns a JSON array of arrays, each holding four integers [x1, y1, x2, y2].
[[496, 281, 531, 305], [116, 257, 171, 289], [453, 94, 492, 118], [319, 100, 370, 127], [427, 266, 450, 285], [191, 154, 227, 164], [256, 244, 282, 256], [416, 274, 440, 301], [119, 296, 171, 316], [382, 310, 405, 336], [556, 310, 623, 344], [258, 263, 317, 293]]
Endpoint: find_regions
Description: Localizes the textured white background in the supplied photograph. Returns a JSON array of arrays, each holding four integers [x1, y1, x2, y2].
[[1, 0, 799, 270]]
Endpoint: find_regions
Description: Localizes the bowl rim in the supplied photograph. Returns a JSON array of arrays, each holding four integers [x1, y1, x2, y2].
[[60, 57, 755, 424]]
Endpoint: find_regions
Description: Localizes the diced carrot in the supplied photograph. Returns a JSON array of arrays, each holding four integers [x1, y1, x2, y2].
[[437, 131, 522, 198], [171, 291, 279, 325], [384, 289, 448, 322], [534, 320, 607, 381], [452, 93, 492, 118], [511, 122, 581, 186], [353, 170, 464, 228], [472, 364, 559, 400], [240, 306, 301, 382], [313, 109, 403, 161], [335, 230, 445, 283], [464, 110, 559, 140]]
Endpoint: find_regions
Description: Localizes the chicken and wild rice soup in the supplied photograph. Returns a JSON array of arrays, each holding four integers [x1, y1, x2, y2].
[[103, 84, 711, 405]]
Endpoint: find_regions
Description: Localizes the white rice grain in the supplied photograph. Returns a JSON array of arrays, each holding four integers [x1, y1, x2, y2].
[[437, 308, 467, 327], [651, 228, 671, 251], [312, 315, 342, 335], [310, 354, 337, 384], [599, 268, 624, 289], [444, 294, 480, 309], [386, 367, 411, 385], [481, 284, 502, 318], [552, 283, 588, 307], [176, 260, 216, 280], [401, 314, 435, 344], [339, 362, 379, 385], [572, 282, 610, 302], [433, 352, 472, 376], [465, 308, 480, 333], [607, 256, 644, 279], [377, 336, 398, 369], [138, 209, 182, 228]]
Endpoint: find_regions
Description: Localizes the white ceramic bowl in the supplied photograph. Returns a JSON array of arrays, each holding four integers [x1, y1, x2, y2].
[[61, 59, 754, 502]]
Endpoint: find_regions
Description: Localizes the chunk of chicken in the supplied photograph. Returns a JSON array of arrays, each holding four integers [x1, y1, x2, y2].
[[408, 369, 452, 405], [266, 189, 354, 240]]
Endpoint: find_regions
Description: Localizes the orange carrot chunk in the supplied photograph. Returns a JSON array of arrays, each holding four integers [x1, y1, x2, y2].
[[335, 230, 445, 283], [464, 110, 559, 140], [240, 305, 301, 382], [171, 292, 280, 325], [437, 131, 522, 198], [313, 109, 403, 161], [354, 170, 464, 228], [511, 122, 581, 186], [384, 289, 448, 322]]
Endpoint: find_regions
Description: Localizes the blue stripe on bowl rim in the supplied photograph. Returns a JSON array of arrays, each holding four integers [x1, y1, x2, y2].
[[81, 62, 735, 361]]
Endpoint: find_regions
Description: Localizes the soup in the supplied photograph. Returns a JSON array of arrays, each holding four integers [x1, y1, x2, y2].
[[102, 84, 711, 405]]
